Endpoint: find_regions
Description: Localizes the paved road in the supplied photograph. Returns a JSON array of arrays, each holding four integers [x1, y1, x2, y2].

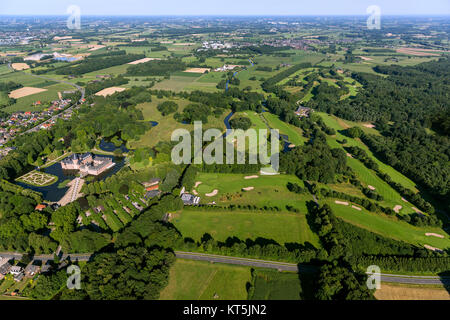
[[175, 251, 316, 273], [175, 251, 450, 285], [1, 250, 448, 285]]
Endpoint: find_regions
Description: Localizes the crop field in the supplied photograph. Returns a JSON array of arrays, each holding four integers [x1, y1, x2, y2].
[[375, 284, 450, 300], [4, 83, 74, 112], [160, 259, 252, 300], [172, 208, 321, 247], [249, 270, 303, 300], [327, 201, 450, 250]]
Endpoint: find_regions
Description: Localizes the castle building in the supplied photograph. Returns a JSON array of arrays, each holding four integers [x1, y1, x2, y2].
[[61, 153, 115, 176]]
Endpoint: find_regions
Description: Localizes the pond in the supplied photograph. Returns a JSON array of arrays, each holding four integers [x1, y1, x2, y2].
[[16, 155, 126, 202], [99, 138, 129, 153]]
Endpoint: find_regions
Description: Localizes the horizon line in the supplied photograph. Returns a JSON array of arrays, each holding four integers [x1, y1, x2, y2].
[[1, 14, 450, 17]]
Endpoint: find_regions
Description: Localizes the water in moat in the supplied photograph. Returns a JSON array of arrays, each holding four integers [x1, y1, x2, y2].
[[16, 155, 125, 202]]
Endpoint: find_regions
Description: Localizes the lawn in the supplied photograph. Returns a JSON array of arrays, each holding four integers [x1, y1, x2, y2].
[[327, 200, 450, 250], [262, 112, 307, 146], [193, 172, 314, 211], [172, 208, 321, 248], [159, 259, 252, 300]]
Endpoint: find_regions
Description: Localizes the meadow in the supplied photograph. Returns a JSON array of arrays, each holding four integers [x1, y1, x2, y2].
[[172, 208, 321, 248], [159, 259, 252, 300], [249, 269, 303, 300]]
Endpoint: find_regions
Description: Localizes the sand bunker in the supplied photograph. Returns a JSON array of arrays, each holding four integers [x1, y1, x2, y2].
[[368, 185, 376, 191], [424, 245, 443, 253], [242, 187, 254, 191], [127, 57, 160, 65], [425, 233, 445, 239], [205, 190, 219, 197], [401, 197, 409, 203], [288, 144, 296, 148], [358, 56, 373, 61], [95, 87, 126, 97], [244, 175, 259, 180], [335, 201, 349, 206], [11, 63, 30, 71], [194, 181, 202, 188], [412, 207, 423, 214], [9, 87, 47, 99], [192, 190, 198, 195], [363, 123, 375, 128], [352, 205, 362, 211], [346, 153, 353, 158], [393, 205, 402, 213], [185, 68, 211, 73]]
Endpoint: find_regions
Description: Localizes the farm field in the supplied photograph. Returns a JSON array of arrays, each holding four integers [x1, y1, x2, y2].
[[327, 201, 450, 250], [249, 270, 303, 300], [159, 259, 252, 300], [172, 208, 320, 247], [375, 284, 450, 300]]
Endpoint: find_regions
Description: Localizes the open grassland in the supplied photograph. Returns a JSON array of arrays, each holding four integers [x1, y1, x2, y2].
[[375, 284, 450, 300], [159, 259, 252, 300], [172, 208, 320, 247], [249, 270, 303, 300], [327, 201, 450, 250], [131, 98, 228, 148]]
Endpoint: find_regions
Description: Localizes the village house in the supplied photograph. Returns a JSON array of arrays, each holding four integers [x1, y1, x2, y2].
[[295, 106, 313, 118], [181, 193, 200, 206], [25, 264, 40, 277]]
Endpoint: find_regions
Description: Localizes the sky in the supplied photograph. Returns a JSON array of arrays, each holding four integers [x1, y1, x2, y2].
[[0, 0, 449, 16]]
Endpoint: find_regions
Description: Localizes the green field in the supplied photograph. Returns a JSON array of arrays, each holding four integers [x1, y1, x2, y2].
[[249, 270, 303, 300], [327, 201, 450, 250], [172, 208, 321, 248], [317, 112, 420, 212], [160, 259, 252, 300], [263, 112, 307, 146], [131, 98, 229, 148], [194, 172, 314, 211]]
